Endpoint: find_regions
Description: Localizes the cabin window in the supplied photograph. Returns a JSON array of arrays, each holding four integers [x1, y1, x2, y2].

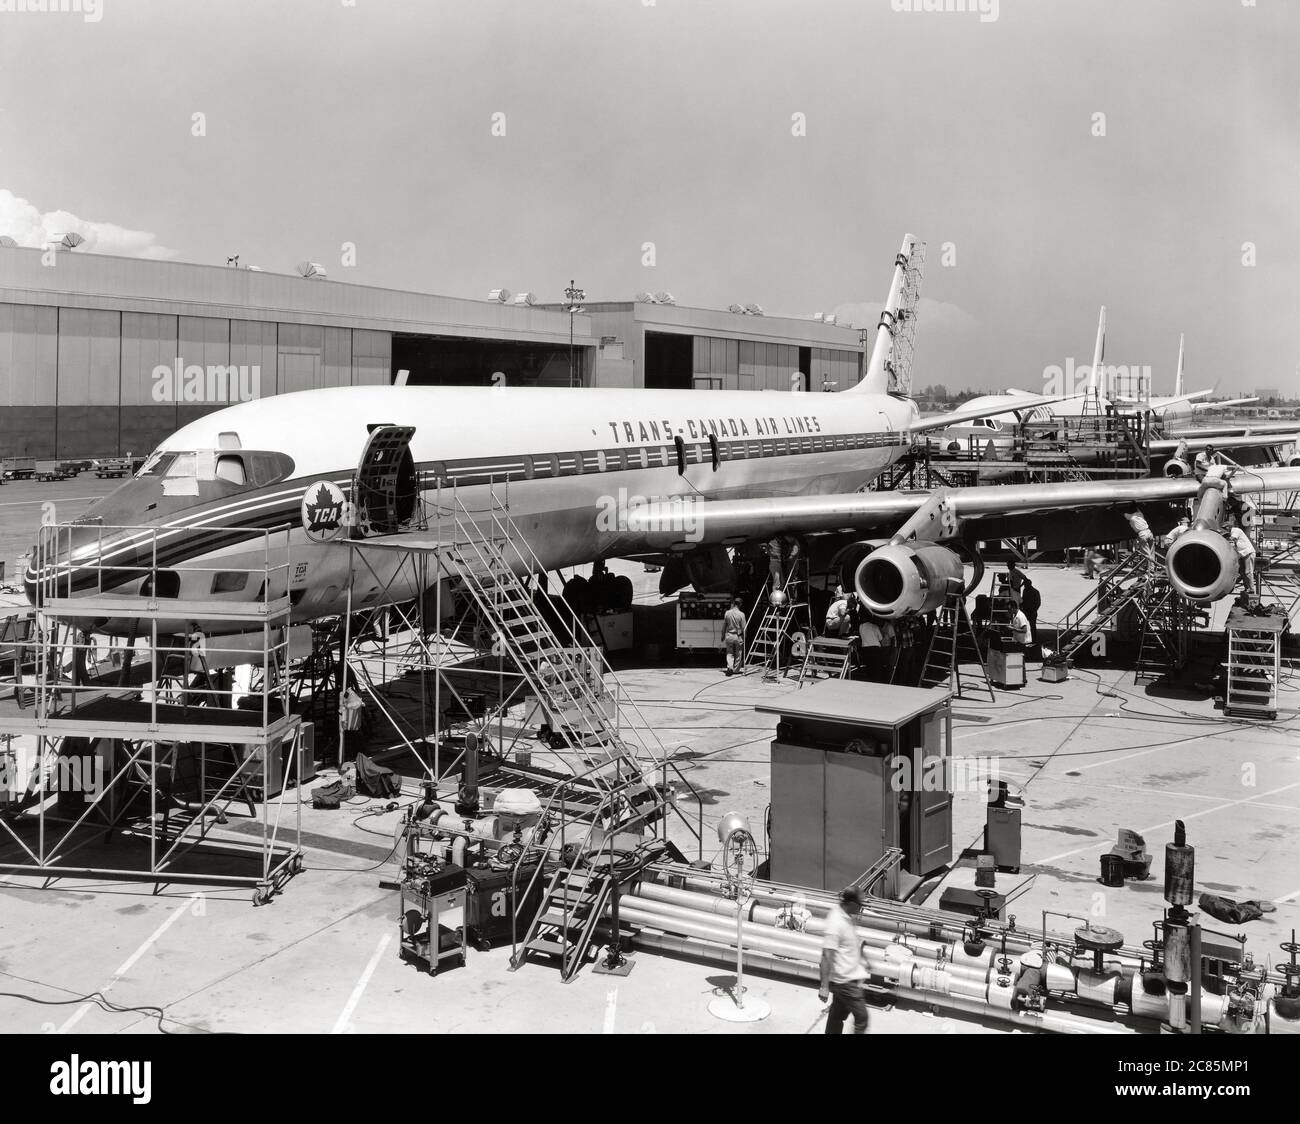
[[211, 571, 249, 594]]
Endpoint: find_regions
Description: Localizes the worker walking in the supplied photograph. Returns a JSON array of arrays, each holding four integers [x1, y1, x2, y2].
[[1226, 517, 1257, 600], [1124, 503, 1156, 566], [723, 596, 747, 676], [819, 886, 869, 1034]]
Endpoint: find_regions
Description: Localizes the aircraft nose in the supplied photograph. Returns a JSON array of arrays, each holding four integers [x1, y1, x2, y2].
[[23, 522, 114, 605]]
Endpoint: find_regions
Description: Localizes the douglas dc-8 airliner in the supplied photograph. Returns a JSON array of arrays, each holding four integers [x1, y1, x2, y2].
[[26, 236, 1300, 639]]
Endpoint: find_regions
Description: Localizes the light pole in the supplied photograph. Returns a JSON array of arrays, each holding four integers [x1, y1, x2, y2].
[[564, 279, 585, 388]]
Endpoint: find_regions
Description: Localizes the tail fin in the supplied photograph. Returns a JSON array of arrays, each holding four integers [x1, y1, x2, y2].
[[1087, 306, 1106, 404], [853, 233, 921, 395], [1175, 334, 1184, 397]]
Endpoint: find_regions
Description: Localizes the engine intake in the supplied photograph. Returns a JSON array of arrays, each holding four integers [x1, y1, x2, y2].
[[855, 542, 964, 619], [1165, 530, 1238, 603], [1163, 457, 1191, 479]]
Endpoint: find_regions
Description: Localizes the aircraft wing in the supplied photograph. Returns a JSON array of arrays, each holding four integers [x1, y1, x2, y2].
[[1122, 391, 1214, 411], [908, 392, 1081, 434], [1161, 422, 1299, 440], [1190, 397, 1259, 411], [623, 467, 1300, 549], [1151, 431, 1300, 454]]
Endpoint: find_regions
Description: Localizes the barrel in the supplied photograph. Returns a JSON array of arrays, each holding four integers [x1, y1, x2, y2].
[[1099, 853, 1125, 887]]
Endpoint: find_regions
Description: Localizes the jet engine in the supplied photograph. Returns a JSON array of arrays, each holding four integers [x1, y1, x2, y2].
[[1165, 478, 1238, 603], [828, 539, 888, 593], [1163, 457, 1192, 479], [1165, 532, 1238, 603], [1288, 453, 1300, 468], [854, 541, 964, 619]]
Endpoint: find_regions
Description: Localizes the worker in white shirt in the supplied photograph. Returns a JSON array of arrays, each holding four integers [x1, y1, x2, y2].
[[857, 616, 888, 681], [1226, 516, 1257, 597], [1124, 503, 1156, 565], [1193, 444, 1219, 481], [819, 886, 869, 1034], [824, 589, 851, 638], [1008, 606, 1033, 647], [1163, 517, 1191, 548]]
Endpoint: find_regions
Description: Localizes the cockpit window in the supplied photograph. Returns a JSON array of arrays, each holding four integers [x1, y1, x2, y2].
[[137, 451, 176, 477], [137, 448, 295, 489], [216, 455, 247, 486]]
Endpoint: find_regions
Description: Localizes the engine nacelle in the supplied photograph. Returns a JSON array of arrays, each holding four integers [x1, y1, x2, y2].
[[1288, 454, 1300, 468], [1165, 530, 1238, 603], [829, 539, 888, 593], [854, 542, 964, 619], [1163, 457, 1192, 479]]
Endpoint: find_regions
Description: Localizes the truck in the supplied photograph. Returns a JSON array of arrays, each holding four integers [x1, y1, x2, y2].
[[33, 461, 79, 482], [0, 457, 36, 483], [93, 457, 133, 479]]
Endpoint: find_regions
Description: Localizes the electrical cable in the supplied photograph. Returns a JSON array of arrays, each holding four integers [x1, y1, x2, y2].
[[0, 989, 175, 1034]]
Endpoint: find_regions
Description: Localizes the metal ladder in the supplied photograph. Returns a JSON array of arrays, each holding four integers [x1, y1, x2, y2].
[[743, 556, 811, 678], [918, 586, 995, 700], [1132, 578, 1202, 682]]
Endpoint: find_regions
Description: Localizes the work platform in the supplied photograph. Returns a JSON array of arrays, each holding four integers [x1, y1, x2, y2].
[[0, 522, 304, 904]]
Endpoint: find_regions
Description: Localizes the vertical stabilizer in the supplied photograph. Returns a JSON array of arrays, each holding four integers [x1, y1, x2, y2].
[[1175, 334, 1184, 397], [1086, 306, 1107, 408], [853, 233, 924, 394]]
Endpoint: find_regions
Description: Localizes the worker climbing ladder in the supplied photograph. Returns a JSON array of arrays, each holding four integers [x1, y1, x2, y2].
[[917, 584, 995, 700], [742, 555, 812, 680]]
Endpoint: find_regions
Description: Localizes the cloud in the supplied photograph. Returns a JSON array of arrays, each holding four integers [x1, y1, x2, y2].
[[830, 297, 980, 335], [0, 188, 176, 259]]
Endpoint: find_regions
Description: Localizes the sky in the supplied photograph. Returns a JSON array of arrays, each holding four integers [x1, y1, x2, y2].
[[0, 0, 1297, 395]]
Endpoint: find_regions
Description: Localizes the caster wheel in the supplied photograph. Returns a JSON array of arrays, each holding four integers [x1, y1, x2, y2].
[[290, 855, 305, 875], [252, 888, 270, 906], [216, 812, 228, 825], [475, 939, 492, 953]]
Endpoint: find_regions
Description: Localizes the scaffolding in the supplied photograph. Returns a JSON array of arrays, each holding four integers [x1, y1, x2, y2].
[[0, 522, 303, 904]]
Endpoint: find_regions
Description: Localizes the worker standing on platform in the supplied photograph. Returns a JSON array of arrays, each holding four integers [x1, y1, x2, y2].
[[723, 597, 747, 676], [1124, 503, 1156, 565], [184, 621, 209, 706], [1194, 444, 1220, 481], [1163, 517, 1191, 549], [1226, 516, 1257, 599], [825, 588, 850, 637], [766, 537, 784, 591], [819, 887, 869, 1034]]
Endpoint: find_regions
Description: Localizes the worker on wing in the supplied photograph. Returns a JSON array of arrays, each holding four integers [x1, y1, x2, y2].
[[1193, 444, 1220, 481]]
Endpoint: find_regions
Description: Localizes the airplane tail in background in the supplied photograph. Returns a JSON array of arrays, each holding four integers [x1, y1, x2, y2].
[[1175, 333, 1184, 397], [1086, 306, 1106, 405], [852, 233, 924, 396]]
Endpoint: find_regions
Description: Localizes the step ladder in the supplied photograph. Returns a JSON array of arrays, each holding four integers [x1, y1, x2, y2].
[[1224, 610, 1283, 719], [516, 864, 615, 982], [798, 636, 856, 684], [917, 586, 995, 700], [743, 555, 811, 679], [987, 573, 1019, 640]]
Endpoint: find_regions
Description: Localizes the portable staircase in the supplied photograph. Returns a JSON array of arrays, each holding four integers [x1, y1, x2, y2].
[[1051, 552, 1152, 663], [917, 585, 995, 700], [1132, 577, 1204, 682], [799, 636, 856, 684], [425, 485, 702, 979], [743, 556, 811, 679]]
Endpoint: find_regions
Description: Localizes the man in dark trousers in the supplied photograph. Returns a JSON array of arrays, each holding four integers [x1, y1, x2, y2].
[[819, 886, 869, 1033], [1020, 577, 1042, 646]]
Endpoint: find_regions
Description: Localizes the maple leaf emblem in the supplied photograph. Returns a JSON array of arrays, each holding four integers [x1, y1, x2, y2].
[[304, 483, 342, 532]]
